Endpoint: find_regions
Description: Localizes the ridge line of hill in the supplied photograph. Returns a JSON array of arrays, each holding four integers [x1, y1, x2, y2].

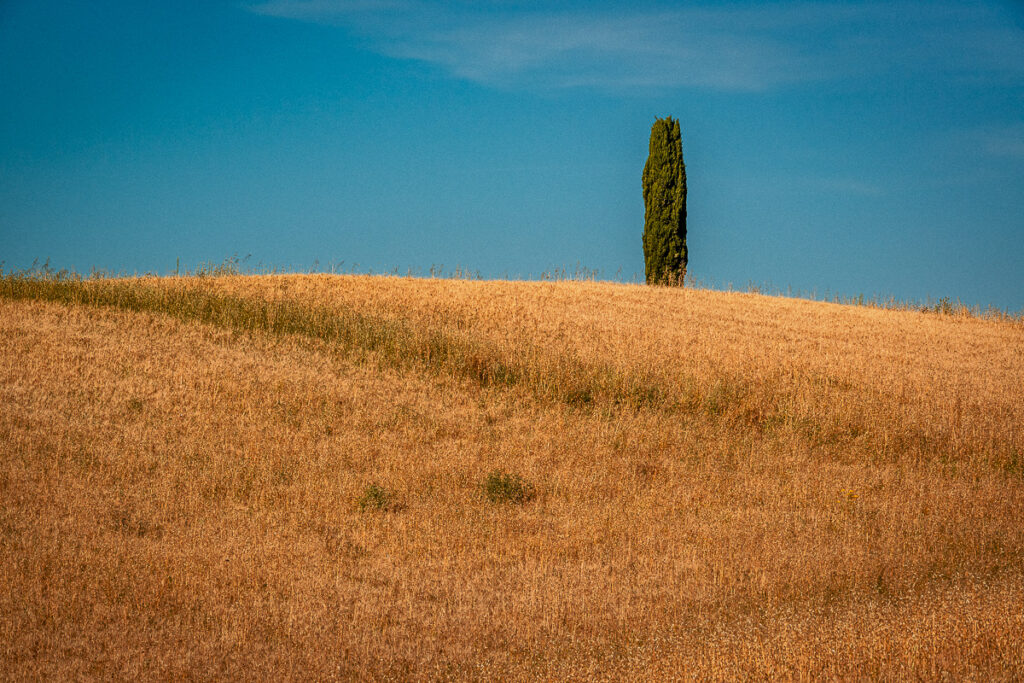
[[0, 274, 670, 411]]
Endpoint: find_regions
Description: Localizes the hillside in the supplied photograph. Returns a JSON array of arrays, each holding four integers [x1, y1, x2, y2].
[[2, 273, 1023, 679]]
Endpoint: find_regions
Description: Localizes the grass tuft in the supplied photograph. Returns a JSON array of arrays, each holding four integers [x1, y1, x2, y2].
[[357, 484, 394, 512], [482, 470, 535, 505]]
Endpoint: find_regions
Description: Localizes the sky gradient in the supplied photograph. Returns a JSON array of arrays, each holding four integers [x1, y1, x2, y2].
[[2, 1, 1023, 310]]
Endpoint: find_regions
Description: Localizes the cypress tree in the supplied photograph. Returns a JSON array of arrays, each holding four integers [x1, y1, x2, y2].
[[642, 116, 687, 285]]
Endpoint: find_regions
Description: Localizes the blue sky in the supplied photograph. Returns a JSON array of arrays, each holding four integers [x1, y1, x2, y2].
[[2, 1, 1022, 310]]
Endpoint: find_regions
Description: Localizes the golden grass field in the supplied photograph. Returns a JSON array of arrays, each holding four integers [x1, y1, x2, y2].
[[2, 272, 1023, 680]]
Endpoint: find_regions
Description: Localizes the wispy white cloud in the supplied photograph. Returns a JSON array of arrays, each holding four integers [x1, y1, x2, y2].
[[246, 1, 1024, 92]]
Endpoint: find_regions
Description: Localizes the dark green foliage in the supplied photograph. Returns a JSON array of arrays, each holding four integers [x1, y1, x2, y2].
[[642, 116, 687, 285], [482, 470, 535, 505], [358, 484, 392, 511]]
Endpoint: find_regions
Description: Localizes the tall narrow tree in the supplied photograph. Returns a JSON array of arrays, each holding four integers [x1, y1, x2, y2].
[[642, 116, 687, 285]]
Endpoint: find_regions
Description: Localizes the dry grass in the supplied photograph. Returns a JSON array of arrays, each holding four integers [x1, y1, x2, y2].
[[1, 272, 1022, 680]]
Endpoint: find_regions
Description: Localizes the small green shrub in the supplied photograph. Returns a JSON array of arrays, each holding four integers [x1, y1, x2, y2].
[[482, 470, 535, 505], [564, 387, 594, 408], [704, 381, 729, 416], [996, 449, 1024, 478], [357, 483, 392, 511]]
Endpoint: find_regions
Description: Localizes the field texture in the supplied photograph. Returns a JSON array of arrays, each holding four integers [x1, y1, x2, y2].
[[2, 273, 1023, 680]]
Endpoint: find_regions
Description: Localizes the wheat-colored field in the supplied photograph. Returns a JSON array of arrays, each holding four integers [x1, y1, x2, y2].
[[1, 273, 1022, 680]]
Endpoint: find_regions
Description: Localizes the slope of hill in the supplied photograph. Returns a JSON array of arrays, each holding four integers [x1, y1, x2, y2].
[[2, 273, 1022, 679]]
